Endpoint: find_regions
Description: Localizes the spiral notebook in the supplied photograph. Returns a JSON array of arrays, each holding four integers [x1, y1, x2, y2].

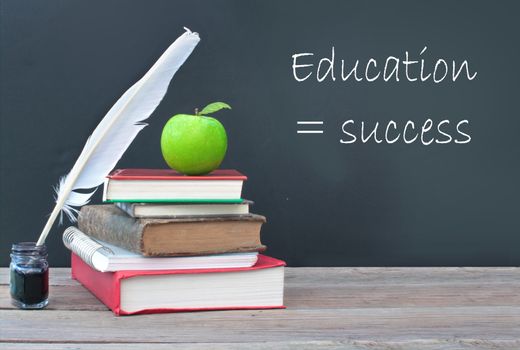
[[62, 227, 259, 272]]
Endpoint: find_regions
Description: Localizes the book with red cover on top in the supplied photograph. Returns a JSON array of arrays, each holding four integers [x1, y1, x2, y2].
[[103, 169, 247, 203], [108, 168, 247, 180], [71, 253, 285, 316]]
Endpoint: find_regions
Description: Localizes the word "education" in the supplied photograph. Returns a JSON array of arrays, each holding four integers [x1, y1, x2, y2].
[[292, 46, 477, 83]]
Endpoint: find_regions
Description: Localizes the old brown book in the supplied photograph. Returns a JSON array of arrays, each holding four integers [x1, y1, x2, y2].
[[78, 205, 266, 256]]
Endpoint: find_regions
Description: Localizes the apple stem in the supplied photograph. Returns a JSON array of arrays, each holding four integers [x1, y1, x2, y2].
[[195, 108, 199, 115]]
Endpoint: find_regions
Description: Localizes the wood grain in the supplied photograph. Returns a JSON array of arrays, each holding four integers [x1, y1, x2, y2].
[[3, 341, 520, 350], [1, 267, 520, 349]]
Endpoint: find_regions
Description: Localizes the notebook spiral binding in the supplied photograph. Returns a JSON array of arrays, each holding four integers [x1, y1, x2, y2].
[[63, 227, 113, 268]]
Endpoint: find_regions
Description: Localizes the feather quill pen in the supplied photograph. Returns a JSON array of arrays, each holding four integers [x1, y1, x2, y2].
[[36, 28, 200, 246]]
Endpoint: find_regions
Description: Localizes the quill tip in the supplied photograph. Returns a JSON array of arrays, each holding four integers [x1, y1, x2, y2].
[[183, 27, 199, 37]]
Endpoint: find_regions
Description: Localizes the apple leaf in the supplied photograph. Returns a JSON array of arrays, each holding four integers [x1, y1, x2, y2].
[[199, 102, 232, 116]]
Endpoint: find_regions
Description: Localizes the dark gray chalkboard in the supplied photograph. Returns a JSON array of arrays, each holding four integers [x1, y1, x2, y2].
[[1, 0, 519, 267]]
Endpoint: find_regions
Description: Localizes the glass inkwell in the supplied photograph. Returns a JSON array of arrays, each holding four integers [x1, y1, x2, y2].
[[10, 242, 49, 309]]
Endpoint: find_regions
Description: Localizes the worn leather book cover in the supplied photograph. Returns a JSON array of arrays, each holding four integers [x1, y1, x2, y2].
[[78, 205, 266, 256]]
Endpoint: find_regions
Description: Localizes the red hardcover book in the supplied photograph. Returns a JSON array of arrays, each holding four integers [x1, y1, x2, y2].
[[71, 253, 285, 316], [103, 169, 247, 203], [108, 168, 247, 181]]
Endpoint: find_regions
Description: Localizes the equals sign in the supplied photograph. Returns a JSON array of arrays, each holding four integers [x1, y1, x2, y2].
[[297, 121, 324, 134]]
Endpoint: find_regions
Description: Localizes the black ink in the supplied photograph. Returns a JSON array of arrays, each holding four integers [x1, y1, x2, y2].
[[10, 267, 49, 305]]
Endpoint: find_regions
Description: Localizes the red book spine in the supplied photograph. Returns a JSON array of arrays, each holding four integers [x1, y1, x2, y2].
[[71, 253, 286, 316], [108, 168, 247, 181], [71, 253, 122, 314]]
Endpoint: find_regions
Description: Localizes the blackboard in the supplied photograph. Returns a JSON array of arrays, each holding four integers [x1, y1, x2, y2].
[[1, 0, 519, 267]]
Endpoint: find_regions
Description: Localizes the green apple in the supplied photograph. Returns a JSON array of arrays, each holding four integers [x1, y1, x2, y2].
[[161, 102, 231, 175]]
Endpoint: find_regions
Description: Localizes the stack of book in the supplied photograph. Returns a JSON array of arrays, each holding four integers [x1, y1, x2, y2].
[[64, 168, 285, 315]]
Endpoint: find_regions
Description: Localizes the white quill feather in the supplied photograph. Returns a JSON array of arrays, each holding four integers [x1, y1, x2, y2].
[[37, 28, 200, 245]]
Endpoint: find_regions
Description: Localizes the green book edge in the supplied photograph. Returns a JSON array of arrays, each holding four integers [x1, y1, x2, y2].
[[104, 198, 244, 204]]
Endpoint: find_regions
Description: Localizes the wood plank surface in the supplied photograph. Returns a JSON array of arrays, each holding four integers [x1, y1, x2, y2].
[[1, 267, 520, 349], [3, 341, 520, 350]]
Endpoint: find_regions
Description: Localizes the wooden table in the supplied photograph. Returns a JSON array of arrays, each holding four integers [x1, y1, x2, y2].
[[1, 267, 520, 349]]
